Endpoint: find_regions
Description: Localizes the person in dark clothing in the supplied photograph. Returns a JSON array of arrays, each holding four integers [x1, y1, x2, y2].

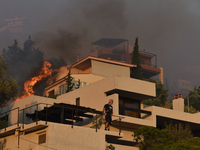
[[103, 99, 113, 131]]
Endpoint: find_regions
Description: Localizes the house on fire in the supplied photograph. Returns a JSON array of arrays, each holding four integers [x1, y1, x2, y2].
[[1, 55, 200, 150]]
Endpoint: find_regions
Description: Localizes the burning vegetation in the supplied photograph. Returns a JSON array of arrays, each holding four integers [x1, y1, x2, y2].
[[15, 61, 53, 101]]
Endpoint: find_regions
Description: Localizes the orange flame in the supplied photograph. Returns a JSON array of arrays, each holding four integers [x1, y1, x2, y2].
[[15, 61, 53, 101]]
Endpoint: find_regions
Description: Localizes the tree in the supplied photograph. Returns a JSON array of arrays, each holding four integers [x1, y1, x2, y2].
[[65, 70, 74, 93], [143, 79, 169, 107], [2, 37, 44, 94], [184, 105, 199, 114], [90, 116, 105, 129], [0, 56, 18, 105], [184, 86, 200, 111], [131, 37, 143, 80], [133, 123, 197, 150], [75, 79, 80, 89]]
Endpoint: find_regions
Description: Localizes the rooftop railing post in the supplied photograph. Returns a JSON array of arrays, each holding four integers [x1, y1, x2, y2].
[[71, 109, 74, 128], [119, 117, 121, 136], [36, 104, 38, 125], [22, 109, 24, 129], [96, 113, 97, 132], [46, 104, 48, 125]]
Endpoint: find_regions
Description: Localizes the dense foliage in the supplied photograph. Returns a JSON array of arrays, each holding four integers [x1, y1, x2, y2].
[[133, 124, 200, 150], [0, 56, 18, 105], [143, 79, 169, 107], [131, 37, 143, 80], [184, 86, 200, 111]]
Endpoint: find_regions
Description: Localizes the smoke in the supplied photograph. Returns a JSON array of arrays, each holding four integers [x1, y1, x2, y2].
[[32, 0, 127, 63]]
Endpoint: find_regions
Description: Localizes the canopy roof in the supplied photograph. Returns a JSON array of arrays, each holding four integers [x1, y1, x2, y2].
[[92, 38, 128, 48]]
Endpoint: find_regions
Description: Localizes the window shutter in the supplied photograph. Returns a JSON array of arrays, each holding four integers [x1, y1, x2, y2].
[[38, 133, 46, 144]]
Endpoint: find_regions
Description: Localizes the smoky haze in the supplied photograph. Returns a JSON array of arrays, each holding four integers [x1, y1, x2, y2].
[[1, 0, 200, 94]]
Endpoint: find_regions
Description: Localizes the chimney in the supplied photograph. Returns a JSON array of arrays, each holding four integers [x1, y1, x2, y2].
[[173, 94, 184, 112]]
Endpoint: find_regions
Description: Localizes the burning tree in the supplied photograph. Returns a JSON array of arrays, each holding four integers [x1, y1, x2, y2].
[[15, 61, 53, 101]]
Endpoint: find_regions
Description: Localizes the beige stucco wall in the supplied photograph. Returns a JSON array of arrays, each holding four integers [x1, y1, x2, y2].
[[0, 129, 39, 150], [143, 105, 200, 125], [114, 76, 156, 98], [0, 122, 108, 150], [47, 123, 105, 150], [44, 74, 105, 96], [173, 98, 184, 112], [91, 60, 130, 77], [159, 67, 164, 83], [57, 75, 155, 112]]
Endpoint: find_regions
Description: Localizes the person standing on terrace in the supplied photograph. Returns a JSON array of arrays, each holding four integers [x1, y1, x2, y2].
[[103, 99, 113, 131]]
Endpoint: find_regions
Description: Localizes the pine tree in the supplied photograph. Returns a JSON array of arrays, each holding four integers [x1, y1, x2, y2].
[[131, 37, 143, 80], [65, 70, 74, 93]]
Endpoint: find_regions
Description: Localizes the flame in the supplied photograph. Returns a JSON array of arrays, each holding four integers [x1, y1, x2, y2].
[[15, 61, 53, 101]]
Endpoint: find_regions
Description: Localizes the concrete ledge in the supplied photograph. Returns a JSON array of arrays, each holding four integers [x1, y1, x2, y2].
[[104, 130, 124, 138]]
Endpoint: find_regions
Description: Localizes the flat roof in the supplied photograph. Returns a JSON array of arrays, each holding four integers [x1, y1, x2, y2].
[[92, 38, 128, 47], [69, 55, 136, 70]]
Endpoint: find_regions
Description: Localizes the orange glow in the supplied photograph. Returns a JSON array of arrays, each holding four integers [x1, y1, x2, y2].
[[15, 61, 53, 101]]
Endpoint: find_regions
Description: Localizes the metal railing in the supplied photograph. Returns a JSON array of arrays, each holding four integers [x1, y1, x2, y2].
[[0, 103, 126, 136], [112, 115, 125, 135], [0, 107, 19, 131], [19, 103, 52, 129]]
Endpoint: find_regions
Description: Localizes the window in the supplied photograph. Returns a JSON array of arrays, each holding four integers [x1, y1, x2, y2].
[[119, 96, 140, 118], [59, 84, 66, 95], [73, 80, 87, 89], [48, 90, 54, 96], [59, 80, 87, 95], [82, 82, 87, 87], [38, 133, 46, 144], [76, 98, 80, 106]]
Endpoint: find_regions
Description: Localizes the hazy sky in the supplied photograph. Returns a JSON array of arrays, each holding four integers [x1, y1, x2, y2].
[[1, 0, 200, 86]]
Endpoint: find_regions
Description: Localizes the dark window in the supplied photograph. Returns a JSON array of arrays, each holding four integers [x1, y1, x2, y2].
[[48, 90, 55, 96], [38, 133, 46, 144], [119, 96, 140, 118], [76, 98, 80, 106], [0, 115, 8, 129]]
